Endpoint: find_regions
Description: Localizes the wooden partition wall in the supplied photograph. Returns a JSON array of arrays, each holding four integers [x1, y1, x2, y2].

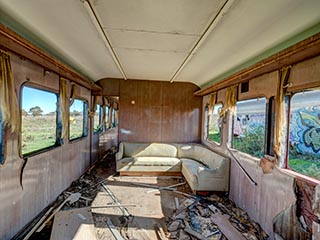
[[98, 79, 202, 143]]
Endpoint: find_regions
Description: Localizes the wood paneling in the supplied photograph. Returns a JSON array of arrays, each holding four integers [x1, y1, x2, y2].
[[97, 78, 120, 96], [119, 80, 201, 143], [288, 55, 320, 92], [0, 52, 94, 239]]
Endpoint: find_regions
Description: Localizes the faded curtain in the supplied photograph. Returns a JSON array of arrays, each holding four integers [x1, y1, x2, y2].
[[88, 95, 97, 118], [101, 97, 109, 129], [219, 84, 238, 117], [60, 79, 78, 139], [0, 50, 20, 133], [273, 66, 291, 159], [208, 92, 217, 115], [60, 78, 68, 139]]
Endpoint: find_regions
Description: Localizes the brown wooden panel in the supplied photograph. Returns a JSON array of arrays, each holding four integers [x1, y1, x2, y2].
[[288, 55, 320, 92], [119, 80, 201, 143], [97, 78, 120, 96]]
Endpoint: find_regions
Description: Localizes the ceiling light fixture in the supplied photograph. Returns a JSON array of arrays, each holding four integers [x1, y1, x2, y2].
[[82, 0, 127, 80], [169, 0, 236, 83]]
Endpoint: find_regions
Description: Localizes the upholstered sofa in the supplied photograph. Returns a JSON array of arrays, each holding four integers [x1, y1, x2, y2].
[[116, 142, 230, 192]]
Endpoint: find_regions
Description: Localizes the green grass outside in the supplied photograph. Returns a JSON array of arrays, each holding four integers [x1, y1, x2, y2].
[[233, 135, 265, 159], [289, 158, 320, 180], [208, 132, 221, 143], [69, 115, 84, 140], [22, 115, 57, 155], [22, 115, 85, 155]]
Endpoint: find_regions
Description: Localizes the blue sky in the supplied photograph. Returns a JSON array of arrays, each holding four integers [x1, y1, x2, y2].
[[22, 86, 84, 114], [22, 87, 57, 114]]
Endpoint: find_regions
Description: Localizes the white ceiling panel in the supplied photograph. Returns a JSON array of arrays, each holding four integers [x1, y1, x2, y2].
[[106, 30, 199, 52], [116, 49, 187, 80], [0, 0, 123, 80], [93, 0, 226, 35], [0, 0, 319, 87], [176, 0, 320, 86]]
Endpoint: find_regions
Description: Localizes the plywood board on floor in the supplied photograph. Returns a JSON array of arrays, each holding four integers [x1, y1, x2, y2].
[[50, 207, 97, 240], [91, 176, 191, 239]]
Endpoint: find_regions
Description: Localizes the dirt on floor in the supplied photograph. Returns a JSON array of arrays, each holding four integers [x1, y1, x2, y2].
[[16, 147, 268, 240]]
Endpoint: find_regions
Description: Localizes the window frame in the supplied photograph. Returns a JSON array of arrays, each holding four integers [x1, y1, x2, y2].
[[20, 85, 61, 157], [205, 102, 224, 145], [93, 104, 103, 134], [231, 97, 268, 159], [0, 111, 5, 164], [111, 108, 117, 128], [286, 89, 320, 180], [105, 106, 110, 129], [68, 98, 88, 142]]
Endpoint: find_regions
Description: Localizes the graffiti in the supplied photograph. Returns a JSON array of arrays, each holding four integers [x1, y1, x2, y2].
[[300, 112, 320, 153], [290, 109, 320, 156]]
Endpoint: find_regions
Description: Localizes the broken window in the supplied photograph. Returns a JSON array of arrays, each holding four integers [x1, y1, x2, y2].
[[93, 105, 103, 133], [21, 86, 59, 156], [288, 89, 320, 180], [233, 98, 267, 158], [69, 99, 88, 140], [207, 103, 223, 144]]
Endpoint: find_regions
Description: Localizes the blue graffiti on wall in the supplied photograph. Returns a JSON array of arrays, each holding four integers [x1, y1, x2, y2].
[[290, 108, 320, 156], [300, 111, 320, 153]]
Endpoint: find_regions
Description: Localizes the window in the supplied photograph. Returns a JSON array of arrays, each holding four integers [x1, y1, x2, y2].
[[0, 111, 4, 164], [112, 109, 117, 127], [207, 103, 223, 144], [288, 90, 320, 180], [21, 86, 59, 156], [69, 99, 88, 140], [93, 105, 103, 133], [233, 98, 267, 158], [105, 107, 110, 129]]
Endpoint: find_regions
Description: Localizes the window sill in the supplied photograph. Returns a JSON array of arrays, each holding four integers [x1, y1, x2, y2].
[[203, 138, 222, 147], [281, 168, 320, 185], [69, 135, 88, 143]]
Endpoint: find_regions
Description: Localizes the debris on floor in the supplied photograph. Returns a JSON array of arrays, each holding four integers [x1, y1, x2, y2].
[[166, 195, 269, 240], [17, 146, 268, 240]]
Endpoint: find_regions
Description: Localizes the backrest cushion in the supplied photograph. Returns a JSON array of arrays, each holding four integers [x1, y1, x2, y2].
[[123, 142, 178, 157], [178, 144, 225, 169]]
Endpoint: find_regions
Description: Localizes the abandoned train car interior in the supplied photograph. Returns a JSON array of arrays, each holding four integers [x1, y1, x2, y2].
[[0, 0, 320, 239]]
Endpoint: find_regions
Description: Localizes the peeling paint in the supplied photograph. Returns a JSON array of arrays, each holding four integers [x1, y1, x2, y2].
[[313, 185, 320, 219], [273, 180, 320, 239]]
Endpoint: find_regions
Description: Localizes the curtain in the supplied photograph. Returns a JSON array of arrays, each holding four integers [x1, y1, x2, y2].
[[0, 50, 20, 133], [69, 83, 76, 106], [101, 97, 110, 129], [88, 95, 97, 118], [219, 84, 238, 117], [208, 92, 217, 115], [274, 66, 291, 159], [60, 78, 68, 139]]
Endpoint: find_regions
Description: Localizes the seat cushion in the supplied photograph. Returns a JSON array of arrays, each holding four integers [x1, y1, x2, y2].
[[117, 157, 181, 168], [181, 158, 205, 190]]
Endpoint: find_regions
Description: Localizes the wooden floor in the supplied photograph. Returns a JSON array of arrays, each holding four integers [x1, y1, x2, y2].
[[92, 175, 188, 239], [24, 148, 267, 240]]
